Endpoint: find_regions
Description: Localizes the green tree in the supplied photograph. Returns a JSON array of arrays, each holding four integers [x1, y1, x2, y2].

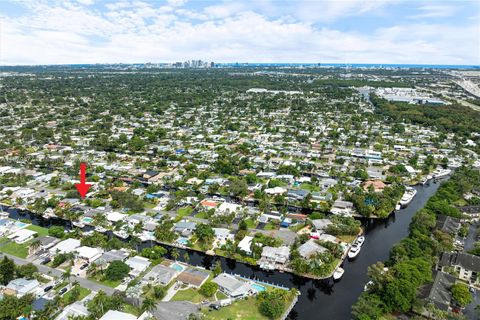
[[451, 283, 472, 307], [199, 281, 218, 297], [105, 261, 130, 281], [0, 256, 16, 285]]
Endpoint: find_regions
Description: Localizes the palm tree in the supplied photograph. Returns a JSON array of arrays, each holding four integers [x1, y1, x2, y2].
[[171, 248, 180, 261], [62, 267, 72, 283], [142, 297, 156, 313], [29, 239, 41, 255]]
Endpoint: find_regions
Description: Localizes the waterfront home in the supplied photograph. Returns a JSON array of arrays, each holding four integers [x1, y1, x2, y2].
[[142, 264, 177, 286], [298, 239, 327, 259], [7, 228, 37, 244], [213, 228, 234, 244], [287, 189, 310, 201], [29, 236, 60, 254], [330, 200, 354, 217], [125, 256, 151, 277], [49, 238, 81, 255], [237, 236, 254, 255], [317, 234, 339, 244], [363, 180, 386, 193], [423, 271, 456, 312], [437, 252, 480, 285], [258, 246, 290, 269], [4, 278, 40, 297], [174, 220, 197, 237], [177, 268, 209, 288], [212, 273, 252, 298], [311, 192, 333, 203]]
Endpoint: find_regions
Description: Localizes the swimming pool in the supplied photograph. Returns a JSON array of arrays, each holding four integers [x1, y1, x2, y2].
[[177, 237, 188, 245], [82, 217, 93, 223], [14, 221, 28, 228], [170, 263, 185, 272], [251, 283, 266, 292]]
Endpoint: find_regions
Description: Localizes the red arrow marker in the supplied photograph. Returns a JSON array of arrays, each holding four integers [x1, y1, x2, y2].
[[75, 162, 92, 199]]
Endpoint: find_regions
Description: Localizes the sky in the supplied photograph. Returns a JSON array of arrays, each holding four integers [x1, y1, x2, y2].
[[0, 0, 479, 66]]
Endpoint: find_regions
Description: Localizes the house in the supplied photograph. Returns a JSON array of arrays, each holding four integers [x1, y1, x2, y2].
[[142, 264, 178, 286], [7, 228, 37, 244], [177, 268, 209, 288], [125, 256, 151, 277], [212, 273, 252, 298], [438, 252, 480, 284], [311, 192, 333, 203], [237, 236, 253, 255], [311, 219, 333, 232], [5, 278, 40, 297], [258, 246, 290, 269], [36, 236, 60, 250], [435, 215, 461, 235], [317, 233, 339, 243], [54, 301, 90, 320], [106, 211, 127, 223], [298, 239, 327, 259], [96, 249, 130, 267], [75, 246, 104, 263], [50, 238, 81, 255], [423, 271, 456, 312], [99, 310, 138, 320], [174, 220, 197, 237], [363, 180, 386, 192], [331, 200, 354, 216], [213, 228, 234, 244], [287, 189, 309, 201], [216, 202, 242, 215]]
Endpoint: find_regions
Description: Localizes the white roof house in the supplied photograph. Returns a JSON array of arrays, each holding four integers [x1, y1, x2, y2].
[[6, 278, 40, 297], [99, 310, 137, 320], [106, 211, 127, 222], [125, 256, 151, 276], [49, 238, 81, 254], [212, 273, 252, 298], [75, 246, 104, 262], [7, 228, 37, 244], [217, 202, 242, 215], [54, 302, 90, 320], [237, 236, 253, 255]]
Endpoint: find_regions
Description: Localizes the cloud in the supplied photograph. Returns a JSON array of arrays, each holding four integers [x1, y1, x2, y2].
[[0, 0, 478, 65], [409, 5, 456, 19]]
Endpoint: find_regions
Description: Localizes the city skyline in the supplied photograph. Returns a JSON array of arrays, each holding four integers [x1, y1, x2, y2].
[[1, 0, 479, 66]]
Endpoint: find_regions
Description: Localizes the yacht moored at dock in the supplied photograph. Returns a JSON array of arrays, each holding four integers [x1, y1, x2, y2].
[[333, 267, 345, 280], [399, 187, 417, 207]]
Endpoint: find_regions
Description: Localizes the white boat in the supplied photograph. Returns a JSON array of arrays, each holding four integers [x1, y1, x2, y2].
[[395, 204, 401, 211], [355, 236, 365, 247], [72, 221, 85, 228], [0, 210, 8, 218], [364, 280, 374, 291], [348, 244, 361, 259], [432, 168, 451, 179], [95, 226, 107, 233], [400, 187, 417, 207], [333, 267, 345, 280]]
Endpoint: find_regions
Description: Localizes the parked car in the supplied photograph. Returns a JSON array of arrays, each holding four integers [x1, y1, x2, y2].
[[59, 287, 68, 295], [43, 285, 53, 292], [40, 257, 51, 265]]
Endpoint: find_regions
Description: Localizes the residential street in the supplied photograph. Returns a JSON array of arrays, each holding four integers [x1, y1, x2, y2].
[[0, 252, 116, 295]]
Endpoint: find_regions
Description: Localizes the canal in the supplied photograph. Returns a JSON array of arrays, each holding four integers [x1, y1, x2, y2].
[[4, 180, 443, 320]]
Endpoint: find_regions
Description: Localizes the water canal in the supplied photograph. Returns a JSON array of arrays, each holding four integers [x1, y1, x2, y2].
[[4, 180, 444, 320]]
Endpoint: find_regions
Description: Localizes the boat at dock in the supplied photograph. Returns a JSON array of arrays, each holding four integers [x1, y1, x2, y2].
[[348, 244, 361, 259], [432, 168, 451, 179], [399, 187, 417, 207], [333, 267, 345, 280]]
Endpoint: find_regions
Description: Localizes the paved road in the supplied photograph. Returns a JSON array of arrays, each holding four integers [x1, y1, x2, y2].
[[0, 252, 115, 295]]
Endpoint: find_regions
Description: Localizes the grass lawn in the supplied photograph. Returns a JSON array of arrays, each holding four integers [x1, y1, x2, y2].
[[244, 218, 257, 229], [263, 222, 278, 231], [216, 291, 228, 300], [300, 183, 321, 192], [195, 211, 210, 219], [26, 225, 49, 237], [144, 202, 157, 209], [0, 240, 29, 258], [61, 286, 91, 305], [337, 235, 357, 243], [89, 276, 122, 288], [171, 288, 212, 303], [202, 298, 269, 320], [177, 206, 193, 217], [123, 303, 141, 316]]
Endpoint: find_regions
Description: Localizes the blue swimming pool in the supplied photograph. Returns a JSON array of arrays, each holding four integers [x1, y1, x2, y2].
[[170, 263, 185, 272], [82, 217, 93, 223], [14, 221, 28, 228], [177, 237, 188, 245], [251, 283, 266, 292]]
